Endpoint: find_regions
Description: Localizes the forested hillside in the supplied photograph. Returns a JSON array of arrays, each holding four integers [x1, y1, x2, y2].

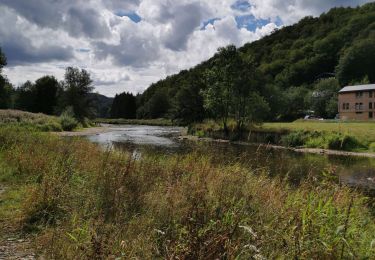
[[137, 2, 375, 124]]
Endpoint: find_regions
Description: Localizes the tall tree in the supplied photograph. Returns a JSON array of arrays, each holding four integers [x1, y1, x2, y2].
[[34, 76, 59, 115], [310, 78, 340, 118], [15, 81, 35, 111], [202, 45, 269, 133], [59, 67, 95, 120], [110, 92, 137, 119], [0, 46, 13, 109]]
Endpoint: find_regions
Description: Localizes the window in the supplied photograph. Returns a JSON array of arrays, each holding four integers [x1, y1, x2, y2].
[[355, 103, 358, 110], [360, 103, 363, 110], [356, 92, 363, 98], [370, 112, 373, 119], [346, 103, 349, 110], [370, 103, 373, 109], [370, 91, 373, 98]]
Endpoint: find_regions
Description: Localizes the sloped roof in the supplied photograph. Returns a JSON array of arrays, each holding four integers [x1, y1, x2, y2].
[[339, 84, 375, 93]]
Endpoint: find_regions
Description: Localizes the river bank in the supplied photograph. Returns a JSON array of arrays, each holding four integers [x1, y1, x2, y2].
[[179, 134, 375, 158], [1, 126, 375, 258]]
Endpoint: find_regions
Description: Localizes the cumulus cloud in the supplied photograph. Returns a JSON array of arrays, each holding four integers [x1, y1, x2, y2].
[[0, 0, 372, 96]]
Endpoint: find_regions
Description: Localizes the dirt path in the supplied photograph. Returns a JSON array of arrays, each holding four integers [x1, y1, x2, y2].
[[0, 184, 37, 260]]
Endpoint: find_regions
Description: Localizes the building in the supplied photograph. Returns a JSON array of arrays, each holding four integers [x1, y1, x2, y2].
[[338, 84, 375, 121]]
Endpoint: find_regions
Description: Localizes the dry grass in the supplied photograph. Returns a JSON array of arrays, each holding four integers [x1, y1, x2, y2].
[[0, 109, 62, 131], [0, 126, 375, 258]]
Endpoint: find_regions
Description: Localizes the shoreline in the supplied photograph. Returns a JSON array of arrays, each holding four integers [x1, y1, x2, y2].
[[53, 125, 112, 137], [178, 135, 375, 158], [55, 123, 375, 159]]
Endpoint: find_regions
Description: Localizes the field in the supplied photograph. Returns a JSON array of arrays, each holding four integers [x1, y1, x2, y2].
[[0, 125, 375, 258], [262, 120, 375, 144]]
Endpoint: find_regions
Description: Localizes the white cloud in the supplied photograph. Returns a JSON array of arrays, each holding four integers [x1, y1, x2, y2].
[[0, 0, 372, 97]]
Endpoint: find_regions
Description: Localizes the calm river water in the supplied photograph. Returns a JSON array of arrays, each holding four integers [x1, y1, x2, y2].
[[87, 125, 375, 193]]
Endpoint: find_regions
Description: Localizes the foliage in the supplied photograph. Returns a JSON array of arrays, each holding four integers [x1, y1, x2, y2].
[[110, 92, 137, 119], [58, 67, 95, 121], [0, 127, 374, 258], [337, 39, 375, 86], [59, 107, 79, 131], [310, 78, 340, 118]]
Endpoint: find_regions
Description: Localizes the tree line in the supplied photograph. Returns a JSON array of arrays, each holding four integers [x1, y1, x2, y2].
[[0, 49, 109, 121]]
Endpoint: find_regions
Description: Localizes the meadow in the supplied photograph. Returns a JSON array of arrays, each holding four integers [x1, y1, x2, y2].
[[0, 125, 375, 259], [190, 119, 375, 152]]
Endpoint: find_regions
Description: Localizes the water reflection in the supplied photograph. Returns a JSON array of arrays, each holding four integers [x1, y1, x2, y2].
[[87, 125, 375, 193]]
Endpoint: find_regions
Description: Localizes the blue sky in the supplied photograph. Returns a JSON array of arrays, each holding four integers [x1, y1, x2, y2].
[[0, 0, 371, 96]]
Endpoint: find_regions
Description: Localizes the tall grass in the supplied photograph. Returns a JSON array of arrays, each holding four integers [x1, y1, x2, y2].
[[0, 127, 374, 258], [0, 109, 62, 131]]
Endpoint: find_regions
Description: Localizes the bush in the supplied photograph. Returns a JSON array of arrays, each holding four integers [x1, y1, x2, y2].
[[281, 131, 307, 147], [370, 142, 375, 152], [60, 107, 78, 131]]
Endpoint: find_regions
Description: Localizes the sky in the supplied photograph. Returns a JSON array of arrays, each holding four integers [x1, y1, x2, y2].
[[0, 0, 372, 97]]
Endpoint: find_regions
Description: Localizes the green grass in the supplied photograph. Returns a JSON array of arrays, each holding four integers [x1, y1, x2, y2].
[[262, 120, 375, 144], [0, 109, 63, 132], [0, 126, 375, 258], [95, 118, 174, 126]]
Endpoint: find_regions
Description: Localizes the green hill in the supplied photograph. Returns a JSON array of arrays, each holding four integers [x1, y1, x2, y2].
[[137, 2, 375, 123]]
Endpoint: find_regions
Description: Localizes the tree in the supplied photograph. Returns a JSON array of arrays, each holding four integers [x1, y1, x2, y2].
[[202, 45, 238, 134], [337, 39, 375, 86], [0, 46, 13, 109], [59, 67, 95, 120], [171, 73, 205, 125], [202, 45, 269, 133], [310, 78, 340, 118], [110, 92, 137, 119], [34, 76, 59, 114], [15, 81, 36, 111]]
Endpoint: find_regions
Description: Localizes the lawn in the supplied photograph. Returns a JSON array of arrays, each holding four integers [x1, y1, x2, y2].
[[262, 120, 375, 143]]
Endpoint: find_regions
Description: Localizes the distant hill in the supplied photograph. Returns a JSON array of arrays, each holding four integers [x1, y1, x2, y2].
[[137, 2, 375, 122], [89, 93, 113, 118]]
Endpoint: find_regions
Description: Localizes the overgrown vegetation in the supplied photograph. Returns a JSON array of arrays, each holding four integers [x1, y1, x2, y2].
[[0, 109, 62, 131], [0, 126, 375, 258]]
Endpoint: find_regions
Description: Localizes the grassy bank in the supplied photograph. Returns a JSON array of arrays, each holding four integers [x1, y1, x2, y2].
[[95, 118, 174, 126], [0, 126, 375, 258], [190, 120, 375, 152], [0, 109, 96, 132]]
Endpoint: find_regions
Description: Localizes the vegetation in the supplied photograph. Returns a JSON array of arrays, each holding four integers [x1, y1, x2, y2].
[[0, 126, 374, 258], [136, 3, 375, 124], [0, 109, 62, 131], [110, 92, 137, 119], [0, 47, 107, 124], [95, 118, 174, 126]]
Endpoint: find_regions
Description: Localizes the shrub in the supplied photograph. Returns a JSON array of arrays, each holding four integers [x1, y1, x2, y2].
[[370, 142, 375, 152], [281, 130, 307, 147], [60, 107, 79, 131]]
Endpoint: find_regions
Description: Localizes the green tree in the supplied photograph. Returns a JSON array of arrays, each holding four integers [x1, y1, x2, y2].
[[202, 45, 269, 133], [59, 67, 95, 120], [15, 81, 36, 111], [34, 76, 59, 114], [110, 92, 137, 119], [337, 39, 375, 86], [0, 47, 13, 109], [310, 78, 340, 118], [171, 73, 205, 125]]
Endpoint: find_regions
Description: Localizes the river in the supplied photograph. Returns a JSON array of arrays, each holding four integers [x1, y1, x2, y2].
[[87, 124, 375, 193]]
